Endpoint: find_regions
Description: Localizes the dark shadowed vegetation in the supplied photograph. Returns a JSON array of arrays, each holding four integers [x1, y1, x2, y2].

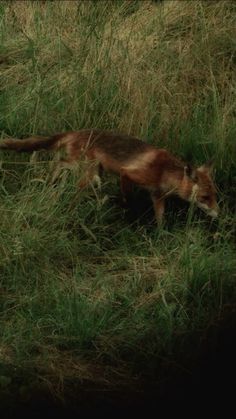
[[0, 0, 235, 409]]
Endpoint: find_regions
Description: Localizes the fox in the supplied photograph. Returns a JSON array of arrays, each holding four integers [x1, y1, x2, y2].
[[0, 129, 218, 223]]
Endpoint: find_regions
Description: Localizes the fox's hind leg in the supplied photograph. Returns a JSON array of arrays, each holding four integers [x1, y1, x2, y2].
[[51, 154, 103, 191], [77, 160, 102, 190], [50, 157, 76, 184]]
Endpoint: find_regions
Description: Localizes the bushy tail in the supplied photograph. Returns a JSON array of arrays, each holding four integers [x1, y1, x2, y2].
[[0, 135, 59, 152]]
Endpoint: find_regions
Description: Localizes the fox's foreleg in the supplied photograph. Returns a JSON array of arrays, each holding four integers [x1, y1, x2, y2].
[[151, 190, 165, 225], [120, 174, 133, 204]]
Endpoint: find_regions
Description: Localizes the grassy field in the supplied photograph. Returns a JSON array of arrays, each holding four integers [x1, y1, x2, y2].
[[0, 0, 236, 407]]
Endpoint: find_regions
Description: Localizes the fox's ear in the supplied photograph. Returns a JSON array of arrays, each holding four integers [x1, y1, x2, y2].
[[184, 164, 197, 181]]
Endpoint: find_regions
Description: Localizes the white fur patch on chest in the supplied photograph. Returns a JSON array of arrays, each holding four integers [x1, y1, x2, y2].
[[190, 184, 199, 201], [122, 150, 156, 171], [92, 174, 102, 189]]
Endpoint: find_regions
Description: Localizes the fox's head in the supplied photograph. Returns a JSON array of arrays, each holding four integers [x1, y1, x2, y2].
[[183, 162, 219, 218]]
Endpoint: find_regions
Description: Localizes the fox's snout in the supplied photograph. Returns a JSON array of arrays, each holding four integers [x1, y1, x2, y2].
[[196, 201, 219, 218]]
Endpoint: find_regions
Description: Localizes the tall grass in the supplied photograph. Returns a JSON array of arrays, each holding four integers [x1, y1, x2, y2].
[[0, 0, 236, 402]]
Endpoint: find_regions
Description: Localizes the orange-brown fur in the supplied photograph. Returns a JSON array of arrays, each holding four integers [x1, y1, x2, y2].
[[0, 129, 218, 222]]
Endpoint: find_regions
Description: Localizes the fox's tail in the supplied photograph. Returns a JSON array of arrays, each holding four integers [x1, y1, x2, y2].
[[0, 135, 59, 152]]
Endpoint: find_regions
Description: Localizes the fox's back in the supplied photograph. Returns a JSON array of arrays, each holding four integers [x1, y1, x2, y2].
[[77, 129, 153, 161], [72, 130, 183, 186]]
